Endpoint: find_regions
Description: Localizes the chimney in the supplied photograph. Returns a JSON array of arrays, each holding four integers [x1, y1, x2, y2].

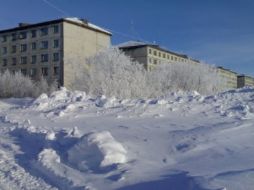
[[18, 23, 30, 27]]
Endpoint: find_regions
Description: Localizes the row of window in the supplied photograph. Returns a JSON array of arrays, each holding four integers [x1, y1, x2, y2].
[[17, 66, 59, 77], [148, 48, 186, 62], [1, 25, 59, 42], [2, 53, 60, 66], [1, 39, 59, 55]]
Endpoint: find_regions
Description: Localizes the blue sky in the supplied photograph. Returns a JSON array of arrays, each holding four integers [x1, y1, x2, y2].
[[0, 0, 254, 76]]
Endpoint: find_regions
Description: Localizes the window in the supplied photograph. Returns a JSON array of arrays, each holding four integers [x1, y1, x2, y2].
[[41, 67, 48, 76], [21, 44, 27, 52], [2, 35, 7, 42], [11, 45, 16, 53], [53, 52, 59, 62], [20, 56, 27, 64], [163, 53, 166, 58], [41, 54, 48, 62], [54, 66, 59, 75], [153, 59, 157, 65], [53, 25, 59, 33], [41, 41, 48, 49], [167, 54, 170, 59], [30, 68, 37, 77], [171, 56, 173, 61], [2, 59, 7, 67], [53, 39, 59, 48], [2, 47, 7, 54], [31, 42, 36, 50], [149, 58, 152, 63], [174, 57, 177, 61], [31, 30, 37, 38], [153, 50, 157, 56], [31, 55, 37, 64], [41, 27, 48, 36], [11, 33, 17, 41], [19, 31, 27, 39], [158, 52, 161, 57], [21, 69, 27, 76], [149, 49, 152, 54], [12, 58, 17, 65]]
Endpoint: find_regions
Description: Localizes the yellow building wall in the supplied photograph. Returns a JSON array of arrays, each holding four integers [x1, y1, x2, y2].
[[63, 22, 111, 88]]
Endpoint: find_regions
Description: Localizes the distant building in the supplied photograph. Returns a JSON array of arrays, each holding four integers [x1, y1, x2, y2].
[[237, 75, 254, 88], [217, 67, 238, 89], [0, 18, 111, 87], [118, 41, 200, 70]]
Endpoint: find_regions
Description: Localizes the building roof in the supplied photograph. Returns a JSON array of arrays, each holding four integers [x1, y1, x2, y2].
[[117, 41, 198, 61], [0, 17, 112, 36], [217, 66, 238, 74]]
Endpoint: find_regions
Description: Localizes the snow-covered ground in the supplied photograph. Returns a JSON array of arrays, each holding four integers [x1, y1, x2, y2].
[[0, 87, 254, 190]]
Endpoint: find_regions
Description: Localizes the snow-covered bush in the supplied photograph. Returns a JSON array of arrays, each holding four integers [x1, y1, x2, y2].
[[0, 70, 57, 98], [72, 48, 225, 98]]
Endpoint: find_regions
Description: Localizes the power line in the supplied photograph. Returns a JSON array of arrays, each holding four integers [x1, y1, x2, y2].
[[42, 0, 70, 17]]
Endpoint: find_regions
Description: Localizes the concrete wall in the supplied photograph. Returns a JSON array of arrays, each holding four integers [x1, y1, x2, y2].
[[217, 68, 237, 89], [62, 21, 111, 88]]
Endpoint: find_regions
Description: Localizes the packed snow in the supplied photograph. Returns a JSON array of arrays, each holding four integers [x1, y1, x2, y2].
[[0, 87, 254, 189]]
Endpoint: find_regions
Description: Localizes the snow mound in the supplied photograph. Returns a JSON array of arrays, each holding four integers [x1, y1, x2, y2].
[[68, 131, 127, 170], [38, 149, 61, 166]]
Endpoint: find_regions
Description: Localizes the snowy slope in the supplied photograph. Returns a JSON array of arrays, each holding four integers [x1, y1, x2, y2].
[[0, 87, 254, 190]]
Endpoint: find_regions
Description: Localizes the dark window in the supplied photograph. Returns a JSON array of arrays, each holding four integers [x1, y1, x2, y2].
[[12, 58, 17, 65], [163, 53, 166, 58], [149, 49, 152, 54], [19, 31, 27, 39], [53, 39, 59, 48], [41, 67, 48, 76], [31, 55, 37, 64], [54, 66, 59, 75], [11, 45, 16, 53], [30, 68, 37, 77], [41, 41, 48, 49], [2, 59, 7, 67], [11, 33, 17, 41], [2, 35, 7, 42], [20, 56, 27, 64], [21, 69, 27, 76], [53, 52, 59, 62], [31, 30, 37, 38], [2, 47, 7, 54], [41, 27, 48, 36], [53, 25, 59, 33], [158, 52, 161, 57], [41, 54, 48, 62], [31, 42, 37, 50], [21, 44, 27, 52], [153, 59, 157, 65]]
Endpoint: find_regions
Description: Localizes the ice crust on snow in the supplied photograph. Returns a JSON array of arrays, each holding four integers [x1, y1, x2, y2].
[[68, 131, 127, 169]]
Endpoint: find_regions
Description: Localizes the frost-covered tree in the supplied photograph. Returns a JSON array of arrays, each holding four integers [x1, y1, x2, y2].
[[0, 70, 57, 98], [71, 48, 225, 98]]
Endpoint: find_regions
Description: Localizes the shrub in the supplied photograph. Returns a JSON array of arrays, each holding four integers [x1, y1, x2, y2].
[[0, 70, 57, 98]]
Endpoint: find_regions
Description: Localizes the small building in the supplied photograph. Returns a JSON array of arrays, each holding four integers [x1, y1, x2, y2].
[[118, 41, 199, 70], [237, 75, 254, 88], [0, 18, 111, 88], [217, 67, 238, 89]]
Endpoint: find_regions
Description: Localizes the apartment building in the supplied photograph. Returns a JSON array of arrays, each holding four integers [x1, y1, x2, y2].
[[217, 67, 238, 89], [0, 18, 111, 87], [118, 41, 200, 70], [237, 75, 254, 88]]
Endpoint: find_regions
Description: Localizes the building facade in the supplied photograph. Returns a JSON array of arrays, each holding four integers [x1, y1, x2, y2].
[[118, 41, 200, 70], [237, 75, 254, 88], [0, 18, 111, 88], [217, 67, 238, 89]]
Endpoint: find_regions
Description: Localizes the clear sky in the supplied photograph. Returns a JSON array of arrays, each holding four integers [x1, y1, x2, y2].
[[0, 0, 254, 76]]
